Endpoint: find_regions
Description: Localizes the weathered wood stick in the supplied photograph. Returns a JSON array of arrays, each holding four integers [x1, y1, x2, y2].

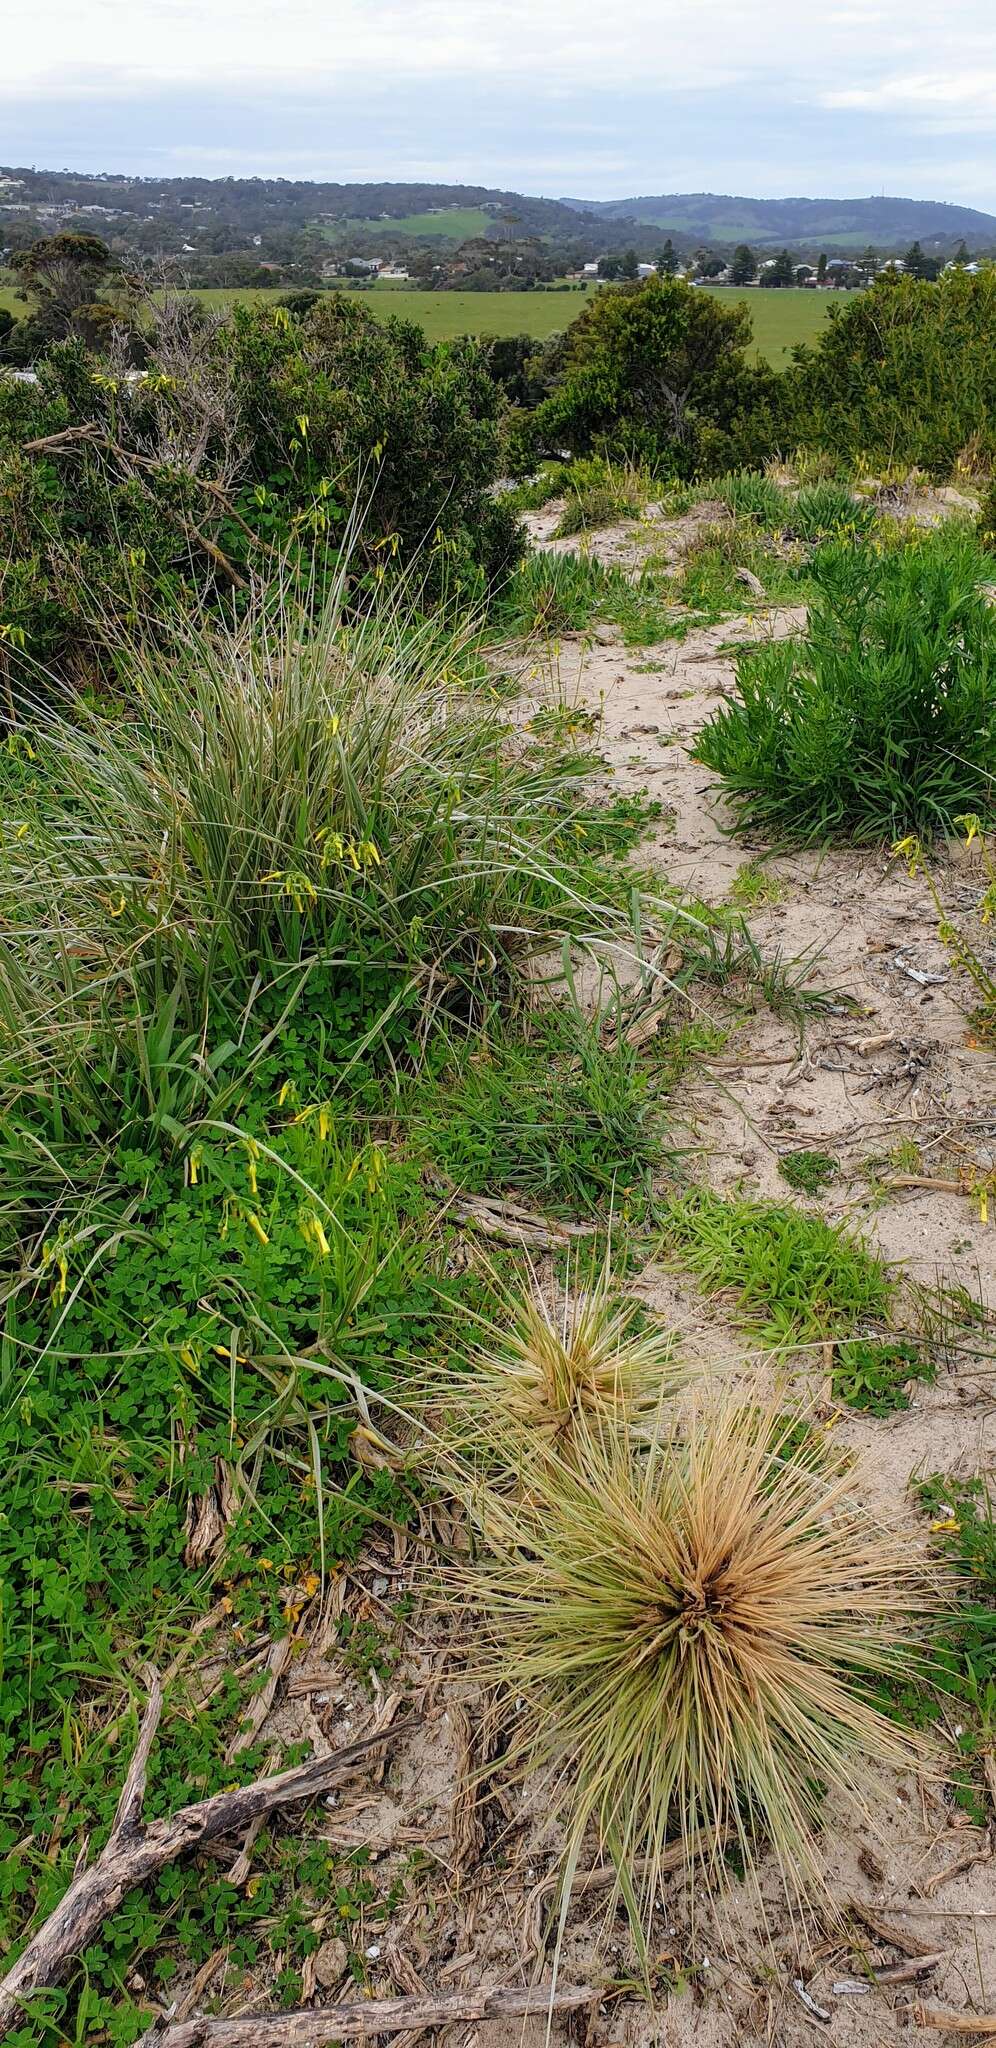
[[0, 1672, 417, 2042], [153, 1983, 598, 2047], [913, 2009, 996, 2035]]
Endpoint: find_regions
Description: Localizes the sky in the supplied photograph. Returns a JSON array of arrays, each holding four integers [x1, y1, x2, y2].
[[4, 0, 996, 207]]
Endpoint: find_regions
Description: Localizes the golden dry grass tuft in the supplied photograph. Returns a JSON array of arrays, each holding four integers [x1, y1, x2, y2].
[[448, 1382, 931, 1945], [431, 1261, 682, 1461]]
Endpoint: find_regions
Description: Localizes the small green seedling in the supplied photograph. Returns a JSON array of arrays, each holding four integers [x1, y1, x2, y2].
[[779, 1149, 838, 1197]]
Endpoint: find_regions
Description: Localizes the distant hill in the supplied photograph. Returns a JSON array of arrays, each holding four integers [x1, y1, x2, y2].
[[4, 169, 996, 258], [0, 168, 601, 242], [559, 192, 996, 250]]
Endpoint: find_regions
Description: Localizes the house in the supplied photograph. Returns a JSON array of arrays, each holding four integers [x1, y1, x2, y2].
[[379, 266, 410, 281], [582, 261, 599, 277], [636, 262, 656, 279]]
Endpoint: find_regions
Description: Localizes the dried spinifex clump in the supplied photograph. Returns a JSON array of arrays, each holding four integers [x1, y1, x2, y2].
[[449, 1382, 931, 1941], [431, 1260, 683, 1465]]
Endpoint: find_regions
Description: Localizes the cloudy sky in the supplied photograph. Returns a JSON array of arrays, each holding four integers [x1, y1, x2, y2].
[[5, 0, 996, 205]]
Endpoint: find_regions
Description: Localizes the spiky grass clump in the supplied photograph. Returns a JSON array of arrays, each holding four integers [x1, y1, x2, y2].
[[454, 1388, 927, 1937], [440, 1264, 682, 1459]]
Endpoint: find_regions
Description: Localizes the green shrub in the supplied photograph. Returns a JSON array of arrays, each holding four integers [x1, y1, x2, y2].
[[713, 471, 786, 526], [532, 277, 784, 479], [787, 270, 996, 475], [788, 481, 874, 541], [554, 457, 652, 536], [0, 299, 521, 694], [695, 526, 996, 841], [499, 548, 626, 635]]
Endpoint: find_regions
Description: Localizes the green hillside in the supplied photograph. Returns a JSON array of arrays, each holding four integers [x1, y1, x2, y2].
[[562, 191, 996, 249], [338, 207, 494, 239]]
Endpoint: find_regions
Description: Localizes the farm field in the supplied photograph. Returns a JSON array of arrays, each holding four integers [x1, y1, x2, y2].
[[699, 281, 837, 359], [333, 205, 495, 238], [175, 282, 835, 359]]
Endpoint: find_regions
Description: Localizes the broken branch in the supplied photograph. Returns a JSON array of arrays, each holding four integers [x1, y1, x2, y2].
[[0, 1675, 418, 2042], [150, 1983, 598, 2047]]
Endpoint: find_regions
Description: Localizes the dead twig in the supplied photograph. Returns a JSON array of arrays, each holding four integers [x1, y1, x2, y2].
[[848, 1901, 940, 1959], [0, 1670, 418, 2042], [923, 1836, 992, 1897], [147, 1984, 597, 2046], [913, 2009, 996, 2035], [446, 1191, 596, 1250]]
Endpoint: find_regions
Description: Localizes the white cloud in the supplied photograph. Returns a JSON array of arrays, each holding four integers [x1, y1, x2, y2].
[[5, 0, 992, 101], [6, 0, 996, 204], [825, 69, 996, 117]]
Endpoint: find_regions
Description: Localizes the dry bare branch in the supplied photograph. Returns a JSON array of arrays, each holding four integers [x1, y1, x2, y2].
[[0, 1674, 418, 2042]]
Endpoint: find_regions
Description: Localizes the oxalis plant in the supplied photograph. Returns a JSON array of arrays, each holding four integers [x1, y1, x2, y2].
[[441, 1354, 932, 1969]]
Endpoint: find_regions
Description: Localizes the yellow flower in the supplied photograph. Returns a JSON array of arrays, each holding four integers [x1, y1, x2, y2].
[[891, 835, 922, 879], [299, 1209, 331, 1258], [186, 1144, 203, 1187], [245, 1210, 270, 1247], [41, 1240, 69, 1306]]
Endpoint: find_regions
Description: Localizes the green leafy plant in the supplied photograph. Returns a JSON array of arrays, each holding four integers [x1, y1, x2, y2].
[[713, 472, 786, 527], [778, 1149, 838, 1196], [661, 1187, 891, 1342], [729, 859, 784, 909], [695, 526, 996, 842], [553, 457, 654, 537], [832, 1337, 933, 1414], [787, 480, 874, 541]]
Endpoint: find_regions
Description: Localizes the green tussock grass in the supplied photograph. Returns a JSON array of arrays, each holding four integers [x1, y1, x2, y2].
[[661, 1186, 891, 1343]]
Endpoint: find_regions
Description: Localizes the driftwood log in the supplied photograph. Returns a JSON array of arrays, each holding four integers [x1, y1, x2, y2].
[[0, 1670, 416, 2042], [149, 1983, 598, 2046]]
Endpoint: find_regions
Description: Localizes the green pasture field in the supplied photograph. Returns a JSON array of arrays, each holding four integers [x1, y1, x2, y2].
[[188, 283, 593, 340], [335, 207, 494, 239], [698, 285, 837, 362], [0, 279, 837, 364], [181, 283, 837, 360]]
